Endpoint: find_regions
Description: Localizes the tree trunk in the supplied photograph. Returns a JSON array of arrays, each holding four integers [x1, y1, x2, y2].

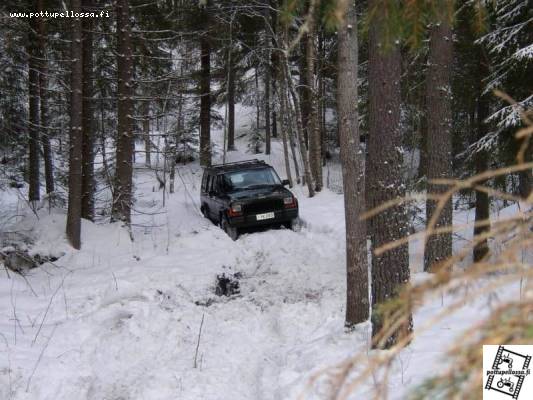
[[66, 0, 84, 249], [143, 100, 151, 166], [272, 110, 278, 138], [424, 20, 454, 272], [299, 37, 310, 147], [337, 1, 369, 327], [279, 23, 313, 195], [270, 0, 278, 141], [37, 0, 54, 195], [112, 0, 134, 224], [285, 89, 301, 183], [284, 58, 314, 197], [305, 6, 322, 191], [227, 48, 235, 151], [518, 140, 532, 197], [81, 0, 95, 221], [27, 2, 40, 202], [417, 99, 428, 180], [265, 56, 271, 155], [200, 32, 211, 166], [255, 67, 260, 132], [367, 0, 411, 347], [473, 49, 490, 262], [278, 85, 293, 187], [518, 169, 532, 199], [170, 79, 184, 194], [318, 28, 326, 166]]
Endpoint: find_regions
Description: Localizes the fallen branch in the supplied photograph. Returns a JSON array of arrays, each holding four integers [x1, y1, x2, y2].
[[193, 313, 205, 369]]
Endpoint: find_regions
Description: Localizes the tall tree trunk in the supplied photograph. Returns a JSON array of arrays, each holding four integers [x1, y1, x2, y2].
[[272, 110, 278, 138], [66, 0, 84, 249], [270, 0, 278, 140], [255, 67, 260, 132], [279, 23, 313, 195], [170, 86, 184, 194], [518, 141, 532, 197], [285, 89, 301, 183], [367, 0, 411, 347], [265, 54, 271, 155], [37, 0, 54, 195], [299, 37, 310, 147], [81, 0, 95, 221], [318, 28, 326, 166], [112, 0, 134, 224], [518, 169, 532, 199], [284, 58, 314, 197], [263, 1, 271, 155], [305, 4, 322, 191], [337, 1, 369, 327], [200, 32, 211, 166], [278, 84, 293, 187], [143, 100, 151, 166], [424, 20, 454, 272], [27, 2, 40, 202], [227, 48, 235, 151], [417, 97, 428, 180], [473, 49, 490, 262]]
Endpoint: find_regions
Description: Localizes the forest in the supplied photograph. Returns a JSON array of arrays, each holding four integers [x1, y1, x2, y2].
[[0, 0, 532, 399]]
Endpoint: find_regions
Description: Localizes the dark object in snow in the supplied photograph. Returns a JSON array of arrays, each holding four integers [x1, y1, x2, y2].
[[9, 180, 24, 189], [1, 249, 62, 275], [175, 153, 195, 164], [195, 298, 215, 307], [200, 159, 299, 240], [215, 273, 240, 296], [3, 251, 37, 273]]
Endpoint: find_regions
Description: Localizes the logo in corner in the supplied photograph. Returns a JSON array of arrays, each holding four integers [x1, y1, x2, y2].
[[484, 345, 532, 399]]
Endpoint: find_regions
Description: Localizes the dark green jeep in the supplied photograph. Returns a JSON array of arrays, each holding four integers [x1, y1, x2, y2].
[[200, 160, 299, 240]]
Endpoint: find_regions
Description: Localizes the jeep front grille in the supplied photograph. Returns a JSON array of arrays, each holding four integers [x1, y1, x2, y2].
[[243, 199, 283, 214]]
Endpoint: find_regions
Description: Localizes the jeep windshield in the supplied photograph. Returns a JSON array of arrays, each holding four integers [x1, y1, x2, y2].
[[222, 168, 282, 191]]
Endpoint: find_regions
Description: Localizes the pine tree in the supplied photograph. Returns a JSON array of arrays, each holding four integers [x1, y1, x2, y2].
[[424, 14, 454, 272], [66, 0, 84, 249], [81, 0, 95, 221], [199, 4, 212, 167], [27, 0, 40, 203], [480, 0, 533, 197], [112, 0, 134, 224], [337, 0, 369, 327], [36, 0, 54, 195], [367, 0, 411, 346]]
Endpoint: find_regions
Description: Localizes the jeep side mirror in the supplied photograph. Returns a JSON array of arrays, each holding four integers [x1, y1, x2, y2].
[[282, 179, 290, 186]]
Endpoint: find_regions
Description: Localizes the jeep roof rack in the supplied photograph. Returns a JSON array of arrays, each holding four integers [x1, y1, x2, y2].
[[207, 159, 268, 173]]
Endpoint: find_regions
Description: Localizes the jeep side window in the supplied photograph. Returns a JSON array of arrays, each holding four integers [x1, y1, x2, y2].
[[206, 174, 213, 194], [207, 174, 218, 194], [216, 176, 225, 193], [201, 173, 207, 193]]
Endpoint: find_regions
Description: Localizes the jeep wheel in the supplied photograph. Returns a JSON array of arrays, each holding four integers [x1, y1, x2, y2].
[[221, 216, 239, 241], [285, 218, 302, 232]]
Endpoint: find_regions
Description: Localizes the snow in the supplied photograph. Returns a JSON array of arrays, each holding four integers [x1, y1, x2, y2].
[[0, 111, 529, 399]]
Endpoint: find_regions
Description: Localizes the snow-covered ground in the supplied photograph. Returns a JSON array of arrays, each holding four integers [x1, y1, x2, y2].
[[0, 111, 528, 400]]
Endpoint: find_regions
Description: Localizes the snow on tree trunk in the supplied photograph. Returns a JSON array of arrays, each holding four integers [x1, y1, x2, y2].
[[199, 31, 211, 167], [424, 21, 454, 272], [66, 0, 84, 249], [81, 0, 95, 221], [337, 1, 369, 327], [27, 1, 40, 203], [367, 0, 411, 347], [112, 0, 134, 224]]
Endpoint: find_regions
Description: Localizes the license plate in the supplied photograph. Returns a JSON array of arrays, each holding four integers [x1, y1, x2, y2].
[[256, 212, 275, 221]]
